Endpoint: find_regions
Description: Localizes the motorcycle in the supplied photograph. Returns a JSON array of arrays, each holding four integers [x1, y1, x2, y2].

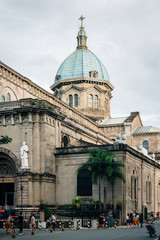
[[146, 223, 156, 237]]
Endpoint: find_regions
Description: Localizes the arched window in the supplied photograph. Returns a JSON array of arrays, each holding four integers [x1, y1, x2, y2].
[[94, 95, 98, 108], [143, 140, 149, 151], [88, 94, 93, 107], [93, 73, 96, 78], [7, 93, 11, 102], [77, 169, 92, 196], [61, 136, 69, 147], [146, 175, 151, 203], [1, 95, 5, 102], [69, 95, 73, 107], [131, 170, 138, 201], [74, 94, 78, 107]]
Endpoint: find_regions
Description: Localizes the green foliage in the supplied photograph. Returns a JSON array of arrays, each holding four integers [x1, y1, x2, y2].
[[31, 99, 37, 105], [78, 148, 119, 184], [0, 135, 12, 145], [72, 196, 81, 209], [77, 148, 125, 210]]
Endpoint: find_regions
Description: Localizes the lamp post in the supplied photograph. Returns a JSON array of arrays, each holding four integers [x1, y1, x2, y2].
[[20, 174, 23, 210], [135, 196, 137, 213], [2, 176, 4, 209]]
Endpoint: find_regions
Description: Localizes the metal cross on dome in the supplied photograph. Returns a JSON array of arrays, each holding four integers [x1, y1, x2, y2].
[[79, 15, 85, 27]]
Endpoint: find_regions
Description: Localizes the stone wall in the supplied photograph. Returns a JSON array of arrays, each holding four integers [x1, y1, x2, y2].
[[55, 144, 160, 222]]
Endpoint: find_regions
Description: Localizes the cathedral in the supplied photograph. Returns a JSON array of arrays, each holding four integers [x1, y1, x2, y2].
[[0, 16, 160, 222]]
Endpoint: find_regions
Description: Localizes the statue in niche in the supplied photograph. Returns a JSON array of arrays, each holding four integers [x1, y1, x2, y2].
[[20, 141, 29, 169]]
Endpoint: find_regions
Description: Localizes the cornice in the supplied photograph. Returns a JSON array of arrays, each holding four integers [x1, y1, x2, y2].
[[50, 77, 114, 91]]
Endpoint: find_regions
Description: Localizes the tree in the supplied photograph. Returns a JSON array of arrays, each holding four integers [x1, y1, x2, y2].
[[78, 148, 125, 211], [107, 160, 125, 212], [0, 135, 12, 145]]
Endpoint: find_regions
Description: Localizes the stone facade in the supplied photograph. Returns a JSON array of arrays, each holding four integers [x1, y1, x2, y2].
[[55, 144, 160, 221], [51, 77, 113, 121]]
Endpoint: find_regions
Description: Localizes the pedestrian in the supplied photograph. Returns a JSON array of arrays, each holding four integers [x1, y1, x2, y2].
[[156, 211, 159, 221], [129, 213, 134, 227], [31, 213, 36, 235], [5, 214, 12, 234], [28, 213, 32, 230], [126, 213, 130, 228], [108, 211, 113, 228], [46, 215, 50, 231], [151, 211, 154, 223], [18, 212, 24, 235], [139, 213, 143, 228], [52, 213, 56, 231], [134, 213, 139, 226], [5, 202, 9, 211], [97, 212, 105, 229]]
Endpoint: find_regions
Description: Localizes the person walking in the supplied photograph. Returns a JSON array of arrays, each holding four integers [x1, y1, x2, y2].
[[5, 214, 12, 234], [134, 213, 139, 226], [52, 213, 56, 231], [129, 213, 134, 227], [18, 212, 24, 235], [108, 211, 113, 228], [46, 215, 50, 231], [126, 213, 130, 228], [31, 213, 36, 235], [156, 211, 159, 221], [97, 212, 106, 229], [139, 213, 143, 228]]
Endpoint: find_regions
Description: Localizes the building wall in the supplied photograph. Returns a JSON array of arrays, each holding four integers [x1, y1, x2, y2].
[[59, 81, 111, 120], [55, 144, 160, 222]]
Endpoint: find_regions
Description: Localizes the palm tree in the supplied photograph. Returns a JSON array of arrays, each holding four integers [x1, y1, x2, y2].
[[78, 148, 123, 210], [107, 160, 125, 213], [0, 135, 12, 144]]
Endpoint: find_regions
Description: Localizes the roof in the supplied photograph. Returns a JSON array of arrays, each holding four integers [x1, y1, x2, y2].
[[101, 117, 128, 125], [55, 49, 110, 82], [133, 126, 160, 134]]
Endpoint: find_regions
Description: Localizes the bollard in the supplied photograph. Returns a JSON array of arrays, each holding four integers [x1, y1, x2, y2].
[[61, 221, 64, 231], [78, 220, 81, 229], [87, 219, 90, 228], [97, 219, 99, 229], [106, 220, 108, 228], [114, 220, 117, 228], [3, 221, 5, 229], [38, 221, 41, 230], [77, 220, 80, 230], [12, 222, 16, 238], [59, 221, 62, 229], [31, 224, 35, 235], [69, 220, 72, 229]]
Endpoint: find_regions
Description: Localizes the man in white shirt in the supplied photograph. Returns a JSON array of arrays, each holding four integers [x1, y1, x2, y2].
[[52, 213, 56, 231]]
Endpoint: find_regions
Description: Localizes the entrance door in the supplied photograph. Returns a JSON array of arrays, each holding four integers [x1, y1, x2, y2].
[[0, 183, 14, 206], [5, 192, 14, 206]]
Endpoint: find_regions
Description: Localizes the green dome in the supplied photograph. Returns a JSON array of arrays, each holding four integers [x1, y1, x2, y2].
[[55, 49, 110, 81]]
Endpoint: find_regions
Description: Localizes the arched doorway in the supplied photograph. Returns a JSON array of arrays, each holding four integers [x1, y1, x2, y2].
[[0, 151, 18, 208]]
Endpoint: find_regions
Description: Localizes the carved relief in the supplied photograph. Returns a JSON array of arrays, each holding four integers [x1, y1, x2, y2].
[[0, 164, 13, 174]]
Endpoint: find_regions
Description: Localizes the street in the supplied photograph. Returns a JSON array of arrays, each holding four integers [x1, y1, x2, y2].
[[1, 223, 160, 240]]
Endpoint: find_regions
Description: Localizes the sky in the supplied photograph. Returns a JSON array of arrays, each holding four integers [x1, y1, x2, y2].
[[1, 0, 160, 128]]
